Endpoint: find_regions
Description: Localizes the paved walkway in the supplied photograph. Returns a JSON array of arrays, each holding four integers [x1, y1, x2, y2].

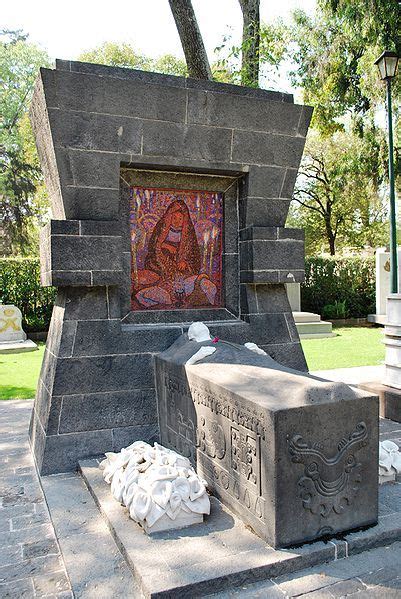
[[1, 398, 401, 598], [312, 365, 385, 385], [0, 400, 72, 598]]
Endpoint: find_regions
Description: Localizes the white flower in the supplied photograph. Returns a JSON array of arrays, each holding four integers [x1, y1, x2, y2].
[[379, 440, 401, 475], [100, 441, 210, 531]]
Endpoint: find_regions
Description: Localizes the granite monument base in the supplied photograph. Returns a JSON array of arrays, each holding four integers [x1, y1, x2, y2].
[[155, 334, 379, 548]]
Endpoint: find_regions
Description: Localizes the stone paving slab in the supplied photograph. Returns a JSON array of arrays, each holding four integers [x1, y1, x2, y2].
[[0, 400, 72, 599], [41, 472, 140, 598], [210, 541, 401, 598]]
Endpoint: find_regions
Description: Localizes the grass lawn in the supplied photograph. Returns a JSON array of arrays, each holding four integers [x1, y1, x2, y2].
[[0, 327, 385, 399], [302, 326, 385, 371], [0, 342, 45, 400]]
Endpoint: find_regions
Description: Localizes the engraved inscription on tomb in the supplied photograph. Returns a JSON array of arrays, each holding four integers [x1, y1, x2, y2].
[[163, 373, 266, 522], [288, 421, 368, 517], [231, 427, 260, 493], [198, 416, 226, 459]]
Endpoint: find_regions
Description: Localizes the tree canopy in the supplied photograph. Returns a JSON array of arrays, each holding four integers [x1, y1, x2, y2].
[[0, 31, 51, 255], [288, 0, 401, 133], [289, 125, 388, 255]]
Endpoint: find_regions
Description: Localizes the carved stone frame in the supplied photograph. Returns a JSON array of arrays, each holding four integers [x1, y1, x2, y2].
[[119, 167, 241, 325]]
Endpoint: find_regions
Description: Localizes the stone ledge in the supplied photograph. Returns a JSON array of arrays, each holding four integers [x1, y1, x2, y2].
[[39, 219, 123, 287], [79, 459, 336, 598], [0, 339, 38, 354], [79, 458, 401, 599]]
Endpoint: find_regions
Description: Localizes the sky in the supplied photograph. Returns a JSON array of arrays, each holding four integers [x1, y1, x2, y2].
[[3, 0, 316, 92]]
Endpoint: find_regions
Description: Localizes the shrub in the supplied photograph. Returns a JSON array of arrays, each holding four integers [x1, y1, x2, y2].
[[0, 258, 56, 332], [302, 256, 375, 319], [322, 300, 349, 320]]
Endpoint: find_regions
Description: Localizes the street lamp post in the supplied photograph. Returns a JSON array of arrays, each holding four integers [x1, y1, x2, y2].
[[375, 51, 399, 293]]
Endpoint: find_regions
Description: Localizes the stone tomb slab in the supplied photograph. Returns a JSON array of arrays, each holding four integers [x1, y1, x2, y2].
[[155, 335, 379, 548]]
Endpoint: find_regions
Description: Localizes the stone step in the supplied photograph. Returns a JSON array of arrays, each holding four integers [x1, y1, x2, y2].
[[293, 311, 322, 323], [299, 332, 337, 339], [296, 320, 334, 337]]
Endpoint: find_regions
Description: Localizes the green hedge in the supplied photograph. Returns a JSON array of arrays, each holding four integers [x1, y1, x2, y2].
[[302, 256, 375, 319], [0, 255, 376, 331], [0, 258, 56, 332]]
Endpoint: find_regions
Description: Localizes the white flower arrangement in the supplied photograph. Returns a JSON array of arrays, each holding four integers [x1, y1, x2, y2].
[[100, 441, 210, 533], [379, 440, 401, 483]]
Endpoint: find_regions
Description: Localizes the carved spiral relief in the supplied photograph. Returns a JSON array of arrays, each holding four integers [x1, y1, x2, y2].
[[288, 422, 368, 517]]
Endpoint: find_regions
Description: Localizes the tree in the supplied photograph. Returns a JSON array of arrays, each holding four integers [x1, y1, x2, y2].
[[168, 0, 212, 79], [238, 0, 260, 86], [292, 127, 388, 255], [288, 1, 401, 133], [168, 0, 264, 87], [79, 42, 188, 77], [79, 42, 153, 71], [0, 31, 51, 255]]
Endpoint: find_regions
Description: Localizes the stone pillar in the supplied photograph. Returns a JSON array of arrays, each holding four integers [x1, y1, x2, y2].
[[384, 294, 401, 389]]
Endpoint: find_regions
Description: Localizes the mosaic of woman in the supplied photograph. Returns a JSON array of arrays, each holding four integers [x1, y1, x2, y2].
[[134, 200, 218, 309]]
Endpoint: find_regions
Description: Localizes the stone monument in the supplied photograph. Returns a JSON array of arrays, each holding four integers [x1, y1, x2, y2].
[[29, 59, 312, 474], [155, 330, 378, 548], [0, 304, 37, 353]]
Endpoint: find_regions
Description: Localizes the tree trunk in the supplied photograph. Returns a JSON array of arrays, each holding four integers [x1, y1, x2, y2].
[[168, 0, 212, 80], [324, 219, 336, 255], [238, 0, 260, 87]]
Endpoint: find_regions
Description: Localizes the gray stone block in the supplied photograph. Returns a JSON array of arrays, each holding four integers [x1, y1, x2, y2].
[[66, 150, 120, 188], [254, 284, 293, 314], [244, 313, 293, 345], [155, 334, 379, 548], [185, 75, 292, 102], [49, 108, 142, 154], [247, 165, 286, 198], [50, 235, 122, 272], [232, 130, 307, 168], [40, 222, 123, 287], [58, 389, 157, 434], [51, 353, 154, 396], [142, 121, 232, 163], [281, 167, 299, 198], [122, 308, 234, 326], [298, 106, 314, 137], [72, 320, 181, 356], [240, 238, 305, 271], [79, 220, 120, 236], [63, 187, 120, 220], [187, 89, 304, 135], [241, 198, 291, 227], [57, 287, 110, 321], [59, 59, 294, 103], [224, 254, 240, 316], [54, 69, 187, 123], [56, 58, 186, 89], [42, 270, 92, 287], [241, 269, 305, 284], [40, 429, 113, 475], [263, 341, 307, 371], [47, 220, 79, 235], [112, 424, 159, 451]]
